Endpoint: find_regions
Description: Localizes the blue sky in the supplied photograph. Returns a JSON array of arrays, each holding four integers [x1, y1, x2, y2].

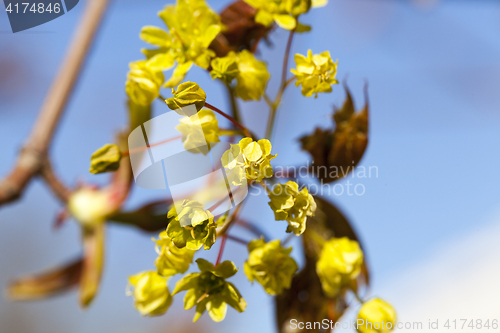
[[1, 0, 500, 332]]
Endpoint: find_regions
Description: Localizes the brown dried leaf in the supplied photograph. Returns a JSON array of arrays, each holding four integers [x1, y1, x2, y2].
[[6, 258, 83, 301], [275, 197, 369, 333], [210, 1, 271, 57], [299, 85, 369, 183]]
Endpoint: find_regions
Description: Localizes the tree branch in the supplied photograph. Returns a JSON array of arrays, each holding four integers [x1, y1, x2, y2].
[[0, 0, 111, 207]]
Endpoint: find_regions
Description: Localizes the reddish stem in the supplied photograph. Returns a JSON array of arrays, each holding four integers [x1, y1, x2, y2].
[[205, 102, 251, 137], [122, 135, 182, 156], [216, 235, 228, 266]]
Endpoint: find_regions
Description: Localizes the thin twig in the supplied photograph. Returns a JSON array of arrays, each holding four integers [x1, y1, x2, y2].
[[0, 0, 111, 207], [40, 160, 72, 203], [265, 29, 295, 140]]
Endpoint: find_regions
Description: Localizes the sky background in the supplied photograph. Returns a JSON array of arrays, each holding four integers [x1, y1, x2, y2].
[[0, 0, 500, 332]]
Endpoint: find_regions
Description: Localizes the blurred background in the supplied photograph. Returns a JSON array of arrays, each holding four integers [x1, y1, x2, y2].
[[1, 0, 500, 332]]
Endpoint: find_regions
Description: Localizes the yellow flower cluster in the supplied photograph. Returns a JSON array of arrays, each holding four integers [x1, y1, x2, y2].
[[154, 231, 195, 277], [210, 50, 270, 101], [166, 200, 218, 250], [176, 109, 220, 155], [316, 237, 363, 297], [268, 181, 316, 235], [128, 271, 172, 317], [140, 0, 223, 87], [125, 60, 164, 106], [221, 138, 277, 185], [244, 0, 328, 30], [173, 259, 246, 322], [244, 239, 298, 295], [356, 298, 397, 333], [291, 50, 338, 97]]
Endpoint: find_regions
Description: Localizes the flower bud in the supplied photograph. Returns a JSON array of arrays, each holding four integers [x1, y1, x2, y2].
[[356, 298, 397, 333], [166, 81, 206, 112], [89, 144, 122, 174], [316, 237, 363, 297], [127, 271, 172, 317]]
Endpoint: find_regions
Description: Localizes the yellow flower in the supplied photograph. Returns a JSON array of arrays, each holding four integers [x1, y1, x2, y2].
[[244, 239, 298, 295], [291, 50, 338, 97], [268, 181, 316, 235], [221, 138, 276, 184], [166, 200, 218, 250], [68, 188, 114, 227], [244, 0, 327, 30], [166, 81, 206, 112], [210, 56, 239, 84], [211, 51, 270, 101], [125, 60, 164, 106], [176, 109, 220, 155], [173, 259, 246, 322], [233, 51, 270, 101], [140, 0, 223, 87], [154, 231, 195, 277], [316, 237, 363, 297], [127, 271, 172, 316], [89, 144, 122, 174], [357, 298, 397, 333]]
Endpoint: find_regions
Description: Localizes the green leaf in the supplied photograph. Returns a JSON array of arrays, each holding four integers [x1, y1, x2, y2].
[[80, 223, 105, 307]]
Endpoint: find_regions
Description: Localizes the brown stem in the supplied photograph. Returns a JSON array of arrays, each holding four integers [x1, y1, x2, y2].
[[0, 0, 110, 207], [40, 161, 71, 203]]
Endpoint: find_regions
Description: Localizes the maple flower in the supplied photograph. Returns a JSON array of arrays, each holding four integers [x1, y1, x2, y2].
[[125, 60, 164, 106], [356, 298, 397, 333], [127, 271, 172, 317], [176, 109, 220, 155], [140, 0, 223, 87], [244, 239, 298, 295], [268, 181, 316, 235], [221, 138, 277, 184], [291, 49, 338, 97], [173, 259, 246, 322], [316, 237, 364, 297], [166, 200, 218, 250], [244, 0, 328, 30], [154, 231, 195, 277]]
